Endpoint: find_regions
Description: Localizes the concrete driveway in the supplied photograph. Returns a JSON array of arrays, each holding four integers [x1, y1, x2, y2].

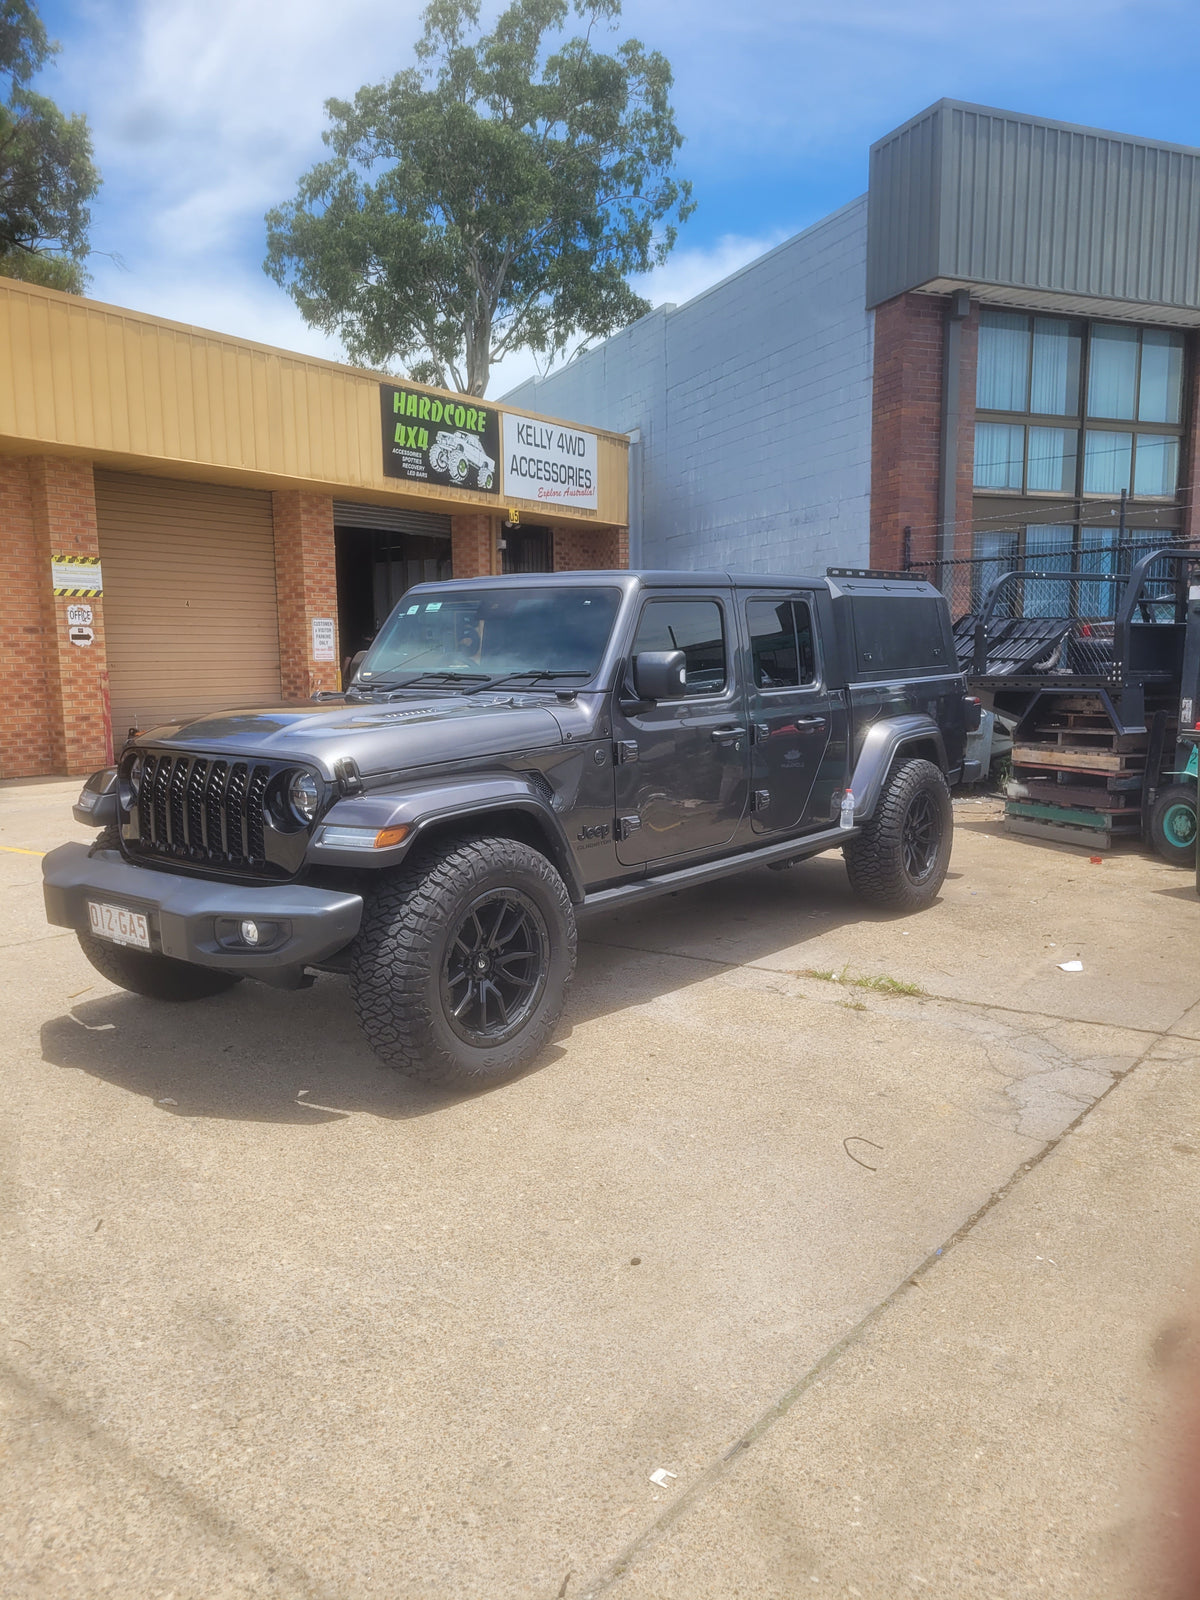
[[2, 780, 1198, 1599]]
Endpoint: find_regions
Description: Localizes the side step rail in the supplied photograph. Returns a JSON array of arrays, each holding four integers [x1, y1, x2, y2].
[[578, 822, 857, 918]]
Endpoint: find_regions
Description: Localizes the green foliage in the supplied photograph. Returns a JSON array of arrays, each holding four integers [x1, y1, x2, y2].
[[0, 0, 99, 293], [265, 0, 693, 395]]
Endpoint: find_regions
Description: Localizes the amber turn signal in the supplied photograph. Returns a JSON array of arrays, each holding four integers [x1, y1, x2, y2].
[[374, 825, 410, 849]]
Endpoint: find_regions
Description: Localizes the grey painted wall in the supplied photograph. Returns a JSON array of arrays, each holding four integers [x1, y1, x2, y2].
[[503, 195, 873, 575]]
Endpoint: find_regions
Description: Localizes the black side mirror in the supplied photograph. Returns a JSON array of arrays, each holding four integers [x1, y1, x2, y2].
[[633, 649, 687, 701]]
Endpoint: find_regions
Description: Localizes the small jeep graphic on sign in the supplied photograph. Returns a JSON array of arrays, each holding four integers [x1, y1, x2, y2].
[[430, 430, 496, 490]]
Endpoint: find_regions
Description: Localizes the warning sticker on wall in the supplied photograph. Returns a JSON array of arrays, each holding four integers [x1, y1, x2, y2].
[[52, 554, 103, 596]]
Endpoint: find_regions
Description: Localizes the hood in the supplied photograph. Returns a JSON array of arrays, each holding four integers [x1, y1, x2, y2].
[[132, 693, 568, 778]]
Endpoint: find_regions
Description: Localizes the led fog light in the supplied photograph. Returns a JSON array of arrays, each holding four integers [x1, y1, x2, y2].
[[240, 919, 261, 946]]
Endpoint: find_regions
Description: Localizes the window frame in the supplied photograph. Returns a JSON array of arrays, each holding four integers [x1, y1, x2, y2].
[[628, 594, 732, 703], [973, 313, 1186, 505], [744, 594, 822, 695]]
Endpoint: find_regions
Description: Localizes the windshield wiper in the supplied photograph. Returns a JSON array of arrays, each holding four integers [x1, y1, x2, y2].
[[460, 670, 594, 694], [359, 669, 494, 693]]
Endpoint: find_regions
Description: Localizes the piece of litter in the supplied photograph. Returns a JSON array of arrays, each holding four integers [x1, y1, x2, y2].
[[1057, 960, 1083, 972], [70, 1014, 115, 1031], [67, 987, 93, 999], [157, 1097, 178, 1106], [1089, 856, 1102, 865], [296, 1089, 309, 1098], [649, 1469, 677, 1487]]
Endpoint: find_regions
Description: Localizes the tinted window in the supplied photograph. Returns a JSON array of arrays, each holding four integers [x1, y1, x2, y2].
[[748, 599, 816, 688], [632, 599, 726, 697], [851, 597, 949, 676]]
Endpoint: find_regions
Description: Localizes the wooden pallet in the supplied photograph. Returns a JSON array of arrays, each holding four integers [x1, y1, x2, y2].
[[1006, 691, 1149, 850]]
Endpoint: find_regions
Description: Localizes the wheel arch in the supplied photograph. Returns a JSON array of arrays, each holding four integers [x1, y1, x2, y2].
[[849, 716, 948, 822], [312, 778, 585, 901]]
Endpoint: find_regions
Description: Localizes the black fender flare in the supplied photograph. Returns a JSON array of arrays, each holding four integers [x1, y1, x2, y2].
[[848, 715, 948, 823], [309, 775, 585, 901]]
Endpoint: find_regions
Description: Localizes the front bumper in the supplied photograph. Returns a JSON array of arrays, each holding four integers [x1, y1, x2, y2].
[[42, 844, 363, 979]]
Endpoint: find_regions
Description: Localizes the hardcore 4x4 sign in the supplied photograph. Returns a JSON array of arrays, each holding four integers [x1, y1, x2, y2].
[[380, 383, 500, 495]]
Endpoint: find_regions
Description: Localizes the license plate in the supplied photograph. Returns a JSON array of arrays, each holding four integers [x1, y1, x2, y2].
[[87, 900, 150, 950]]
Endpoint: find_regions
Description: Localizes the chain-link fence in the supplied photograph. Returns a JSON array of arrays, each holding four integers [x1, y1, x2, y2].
[[907, 539, 1197, 625], [908, 543, 1200, 681]]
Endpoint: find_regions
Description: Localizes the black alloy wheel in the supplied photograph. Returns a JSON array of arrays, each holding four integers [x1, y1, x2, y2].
[[441, 889, 548, 1045], [901, 789, 941, 882]]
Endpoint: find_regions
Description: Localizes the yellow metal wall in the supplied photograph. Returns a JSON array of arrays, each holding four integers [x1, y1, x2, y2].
[[0, 279, 628, 527]]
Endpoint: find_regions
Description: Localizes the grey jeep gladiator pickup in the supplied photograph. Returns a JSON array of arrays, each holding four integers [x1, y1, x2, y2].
[[43, 569, 979, 1084]]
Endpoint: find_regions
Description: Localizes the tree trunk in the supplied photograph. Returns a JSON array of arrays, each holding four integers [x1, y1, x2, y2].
[[464, 312, 491, 396]]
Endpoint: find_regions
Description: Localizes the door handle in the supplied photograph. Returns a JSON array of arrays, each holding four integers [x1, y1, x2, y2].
[[711, 726, 747, 743], [794, 716, 827, 727]]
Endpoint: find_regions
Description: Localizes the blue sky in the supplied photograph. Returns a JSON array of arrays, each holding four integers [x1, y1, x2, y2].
[[28, 0, 1200, 393]]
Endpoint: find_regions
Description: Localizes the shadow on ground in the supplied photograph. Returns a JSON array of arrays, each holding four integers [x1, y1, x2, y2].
[[39, 851, 913, 1127]]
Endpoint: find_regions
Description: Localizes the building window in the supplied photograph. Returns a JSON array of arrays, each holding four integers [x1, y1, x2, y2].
[[974, 312, 1185, 501]]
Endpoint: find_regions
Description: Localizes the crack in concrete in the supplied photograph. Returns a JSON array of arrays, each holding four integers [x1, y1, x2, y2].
[[572, 1027, 1168, 1600]]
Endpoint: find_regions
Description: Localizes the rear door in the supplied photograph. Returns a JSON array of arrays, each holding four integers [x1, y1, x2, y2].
[[612, 593, 750, 865], [745, 593, 834, 833]]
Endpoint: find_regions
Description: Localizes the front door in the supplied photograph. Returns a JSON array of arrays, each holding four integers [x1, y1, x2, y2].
[[613, 594, 750, 865], [745, 594, 834, 832]]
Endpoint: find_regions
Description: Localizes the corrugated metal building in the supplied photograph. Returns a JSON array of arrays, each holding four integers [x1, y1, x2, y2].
[[0, 281, 629, 776], [506, 100, 1200, 601]]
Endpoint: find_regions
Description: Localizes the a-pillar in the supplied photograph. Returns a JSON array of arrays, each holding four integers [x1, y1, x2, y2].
[[272, 492, 340, 696], [1, 457, 112, 777], [451, 513, 498, 577]]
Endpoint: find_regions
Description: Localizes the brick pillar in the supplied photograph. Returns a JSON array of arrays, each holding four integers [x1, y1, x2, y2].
[[272, 492, 339, 697], [451, 513, 497, 577], [870, 293, 946, 572], [0, 459, 57, 777], [551, 524, 629, 571], [16, 457, 112, 777]]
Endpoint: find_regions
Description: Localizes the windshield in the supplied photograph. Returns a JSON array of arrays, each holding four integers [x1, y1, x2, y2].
[[357, 585, 622, 686]]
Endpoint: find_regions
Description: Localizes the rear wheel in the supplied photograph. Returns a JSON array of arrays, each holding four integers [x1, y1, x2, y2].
[[351, 835, 576, 1085], [1150, 782, 1197, 868], [843, 758, 953, 909]]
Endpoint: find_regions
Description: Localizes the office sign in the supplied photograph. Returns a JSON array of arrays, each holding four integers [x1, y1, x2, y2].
[[502, 415, 598, 510], [380, 383, 499, 494]]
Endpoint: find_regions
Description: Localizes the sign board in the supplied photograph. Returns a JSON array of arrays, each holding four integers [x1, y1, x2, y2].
[[502, 415, 598, 510], [69, 625, 94, 647], [52, 554, 103, 596], [380, 383, 500, 494], [311, 617, 336, 663], [66, 603, 93, 626]]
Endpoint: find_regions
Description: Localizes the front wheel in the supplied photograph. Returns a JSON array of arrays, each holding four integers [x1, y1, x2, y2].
[[1150, 782, 1197, 868], [77, 932, 241, 1001], [350, 835, 577, 1085], [843, 757, 953, 909]]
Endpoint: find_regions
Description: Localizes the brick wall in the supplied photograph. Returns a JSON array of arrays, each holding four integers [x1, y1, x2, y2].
[[451, 513, 496, 577], [272, 492, 339, 697], [0, 457, 112, 777], [1180, 332, 1200, 546], [552, 524, 628, 571]]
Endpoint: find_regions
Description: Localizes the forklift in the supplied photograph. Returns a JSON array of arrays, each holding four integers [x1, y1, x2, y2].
[[962, 546, 1199, 867]]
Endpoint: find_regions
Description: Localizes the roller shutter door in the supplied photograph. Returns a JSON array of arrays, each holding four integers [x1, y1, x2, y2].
[[96, 472, 281, 740]]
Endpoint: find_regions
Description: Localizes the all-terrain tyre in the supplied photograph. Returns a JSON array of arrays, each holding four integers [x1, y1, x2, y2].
[[843, 757, 953, 910], [77, 932, 241, 1000], [350, 834, 577, 1085], [1150, 782, 1197, 868]]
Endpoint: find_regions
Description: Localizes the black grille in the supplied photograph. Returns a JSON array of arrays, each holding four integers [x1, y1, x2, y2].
[[128, 751, 283, 876]]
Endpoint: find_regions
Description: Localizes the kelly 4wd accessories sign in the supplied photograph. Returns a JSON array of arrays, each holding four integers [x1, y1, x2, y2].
[[381, 384, 499, 493], [502, 415, 598, 510]]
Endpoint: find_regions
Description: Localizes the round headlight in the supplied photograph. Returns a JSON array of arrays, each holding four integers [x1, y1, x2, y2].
[[128, 753, 144, 795], [288, 770, 320, 825]]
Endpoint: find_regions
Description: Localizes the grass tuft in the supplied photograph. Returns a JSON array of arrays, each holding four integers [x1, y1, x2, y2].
[[799, 964, 925, 998]]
